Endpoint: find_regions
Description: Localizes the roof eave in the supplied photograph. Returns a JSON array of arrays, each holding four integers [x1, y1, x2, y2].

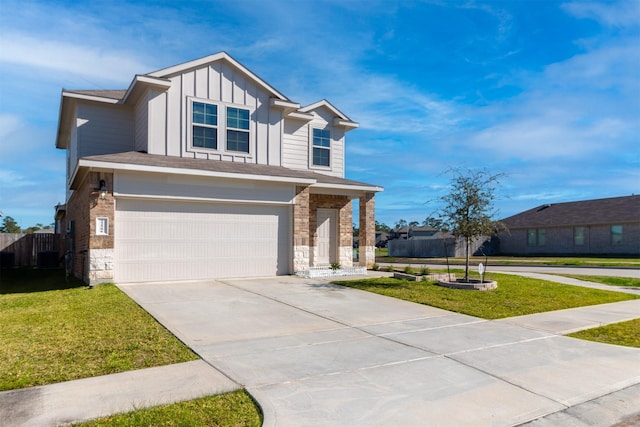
[[75, 158, 318, 186], [122, 75, 172, 105]]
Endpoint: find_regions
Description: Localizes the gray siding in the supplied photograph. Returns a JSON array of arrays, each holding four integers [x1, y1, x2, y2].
[[498, 223, 640, 255], [76, 103, 134, 157], [281, 107, 345, 178]]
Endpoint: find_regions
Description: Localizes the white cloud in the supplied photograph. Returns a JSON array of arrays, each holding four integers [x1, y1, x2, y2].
[[0, 33, 151, 84], [562, 1, 640, 28]]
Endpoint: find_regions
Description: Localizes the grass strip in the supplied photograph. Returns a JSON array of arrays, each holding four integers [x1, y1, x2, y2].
[[0, 269, 197, 391], [334, 273, 638, 319], [554, 274, 640, 288], [73, 390, 262, 426], [568, 319, 640, 348]]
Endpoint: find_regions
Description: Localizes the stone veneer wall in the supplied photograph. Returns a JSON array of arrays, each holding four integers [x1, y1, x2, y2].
[[359, 192, 376, 268], [309, 193, 353, 267], [293, 186, 311, 272], [63, 172, 115, 284]]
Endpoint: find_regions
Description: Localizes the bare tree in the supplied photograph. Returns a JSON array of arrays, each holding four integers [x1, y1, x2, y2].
[[428, 168, 507, 282]]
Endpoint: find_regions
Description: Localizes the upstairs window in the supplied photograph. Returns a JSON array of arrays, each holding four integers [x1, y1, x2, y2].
[[611, 225, 623, 245], [312, 128, 331, 167], [226, 107, 250, 153], [192, 102, 218, 149]]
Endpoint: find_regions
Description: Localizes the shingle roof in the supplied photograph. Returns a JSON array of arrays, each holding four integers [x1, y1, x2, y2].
[[501, 195, 640, 228], [65, 89, 126, 100], [80, 151, 381, 190]]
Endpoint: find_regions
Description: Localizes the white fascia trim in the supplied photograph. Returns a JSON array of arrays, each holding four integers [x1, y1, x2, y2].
[[311, 182, 384, 192], [299, 99, 351, 121], [333, 118, 359, 129], [77, 159, 317, 185], [61, 91, 120, 104], [122, 75, 172, 104], [114, 193, 293, 206], [287, 111, 314, 121], [270, 98, 300, 110], [147, 52, 289, 100]]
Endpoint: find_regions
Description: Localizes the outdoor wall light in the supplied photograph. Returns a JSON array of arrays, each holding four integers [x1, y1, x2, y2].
[[98, 180, 107, 200]]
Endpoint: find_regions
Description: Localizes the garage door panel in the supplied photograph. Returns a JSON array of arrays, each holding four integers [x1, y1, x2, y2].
[[115, 199, 290, 283]]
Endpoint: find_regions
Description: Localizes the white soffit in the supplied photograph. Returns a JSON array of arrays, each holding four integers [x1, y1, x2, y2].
[[75, 158, 317, 186]]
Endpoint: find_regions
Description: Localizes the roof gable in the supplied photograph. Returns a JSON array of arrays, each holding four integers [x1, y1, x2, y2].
[[145, 52, 289, 101], [501, 195, 640, 228]]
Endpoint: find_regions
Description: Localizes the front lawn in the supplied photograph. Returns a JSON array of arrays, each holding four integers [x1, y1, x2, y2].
[[568, 319, 640, 348], [73, 390, 262, 427], [0, 268, 198, 391], [334, 273, 639, 319]]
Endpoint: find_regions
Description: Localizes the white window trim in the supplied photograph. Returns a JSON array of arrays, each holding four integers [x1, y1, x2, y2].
[[187, 97, 254, 157], [309, 126, 332, 171], [96, 217, 109, 236]]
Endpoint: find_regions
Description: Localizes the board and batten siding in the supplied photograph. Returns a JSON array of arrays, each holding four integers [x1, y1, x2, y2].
[[134, 95, 148, 152], [147, 61, 283, 166], [76, 103, 134, 158]]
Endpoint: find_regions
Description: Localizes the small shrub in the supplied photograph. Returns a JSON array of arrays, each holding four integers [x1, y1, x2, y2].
[[386, 265, 395, 272], [372, 263, 380, 271], [330, 263, 341, 271], [404, 266, 415, 275], [421, 267, 430, 276]]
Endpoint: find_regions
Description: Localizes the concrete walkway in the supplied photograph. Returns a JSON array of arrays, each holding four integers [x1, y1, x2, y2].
[[0, 361, 239, 427], [2, 272, 639, 426]]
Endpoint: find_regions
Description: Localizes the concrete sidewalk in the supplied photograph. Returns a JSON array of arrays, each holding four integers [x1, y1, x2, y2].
[[0, 361, 239, 427], [2, 272, 639, 426]]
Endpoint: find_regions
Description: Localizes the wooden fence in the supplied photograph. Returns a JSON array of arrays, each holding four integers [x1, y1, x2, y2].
[[0, 233, 62, 267]]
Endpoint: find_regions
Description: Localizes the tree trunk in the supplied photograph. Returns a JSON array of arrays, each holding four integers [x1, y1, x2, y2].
[[465, 237, 470, 282]]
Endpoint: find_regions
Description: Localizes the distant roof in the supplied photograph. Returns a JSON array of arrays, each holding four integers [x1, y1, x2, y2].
[[77, 151, 382, 192], [501, 195, 640, 228]]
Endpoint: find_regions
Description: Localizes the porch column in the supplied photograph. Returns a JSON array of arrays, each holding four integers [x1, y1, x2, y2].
[[293, 186, 310, 272], [359, 192, 376, 268]]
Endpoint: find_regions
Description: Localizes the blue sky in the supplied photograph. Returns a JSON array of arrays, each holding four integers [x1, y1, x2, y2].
[[0, 0, 638, 229]]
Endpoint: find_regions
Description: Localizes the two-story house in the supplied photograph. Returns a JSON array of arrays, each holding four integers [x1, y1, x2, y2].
[[55, 52, 382, 284]]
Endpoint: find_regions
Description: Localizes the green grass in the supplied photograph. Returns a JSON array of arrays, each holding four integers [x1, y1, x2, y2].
[[73, 390, 262, 427], [554, 274, 640, 288], [0, 268, 198, 391], [334, 273, 638, 319], [374, 255, 640, 268], [568, 319, 640, 348]]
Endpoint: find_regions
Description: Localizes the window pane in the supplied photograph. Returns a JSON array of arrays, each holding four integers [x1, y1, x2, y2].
[[574, 227, 585, 245], [538, 229, 546, 246], [611, 225, 623, 245], [227, 107, 250, 130], [313, 147, 330, 166], [193, 102, 217, 125], [527, 229, 536, 246], [227, 130, 249, 152], [313, 128, 331, 148], [193, 126, 217, 149]]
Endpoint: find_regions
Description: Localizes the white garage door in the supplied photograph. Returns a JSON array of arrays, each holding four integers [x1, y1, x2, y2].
[[115, 199, 290, 283]]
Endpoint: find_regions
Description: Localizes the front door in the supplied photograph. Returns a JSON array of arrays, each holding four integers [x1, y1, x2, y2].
[[315, 208, 336, 265]]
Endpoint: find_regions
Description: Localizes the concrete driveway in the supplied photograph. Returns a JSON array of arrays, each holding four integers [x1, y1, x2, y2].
[[118, 277, 640, 426]]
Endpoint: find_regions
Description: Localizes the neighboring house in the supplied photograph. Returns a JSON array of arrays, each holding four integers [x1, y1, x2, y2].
[[498, 195, 640, 256], [55, 52, 382, 284], [388, 226, 437, 241]]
